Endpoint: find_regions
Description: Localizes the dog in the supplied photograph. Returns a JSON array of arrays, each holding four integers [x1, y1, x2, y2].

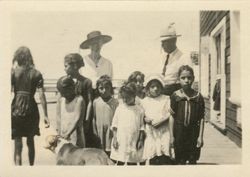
[[44, 135, 114, 165]]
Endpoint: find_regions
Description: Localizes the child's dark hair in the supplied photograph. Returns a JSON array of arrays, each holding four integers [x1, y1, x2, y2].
[[96, 75, 114, 95], [13, 46, 34, 67], [64, 53, 85, 69], [119, 81, 137, 99], [57, 76, 75, 93], [128, 71, 145, 83], [178, 65, 194, 77], [145, 79, 163, 91]]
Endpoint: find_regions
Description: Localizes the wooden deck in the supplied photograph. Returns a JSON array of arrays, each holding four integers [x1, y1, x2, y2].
[[15, 103, 241, 165]]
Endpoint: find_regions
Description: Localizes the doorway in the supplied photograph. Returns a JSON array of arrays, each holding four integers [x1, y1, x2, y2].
[[210, 17, 226, 130]]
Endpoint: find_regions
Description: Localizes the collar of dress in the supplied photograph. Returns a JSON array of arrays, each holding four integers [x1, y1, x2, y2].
[[175, 89, 200, 102], [86, 55, 104, 68]]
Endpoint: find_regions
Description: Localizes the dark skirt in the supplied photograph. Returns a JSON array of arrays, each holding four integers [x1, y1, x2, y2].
[[173, 123, 200, 162], [11, 97, 40, 139]]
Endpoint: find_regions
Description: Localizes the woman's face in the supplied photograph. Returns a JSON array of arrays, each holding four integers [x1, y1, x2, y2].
[[90, 41, 103, 53], [179, 70, 194, 90], [98, 83, 112, 100], [148, 80, 162, 98]]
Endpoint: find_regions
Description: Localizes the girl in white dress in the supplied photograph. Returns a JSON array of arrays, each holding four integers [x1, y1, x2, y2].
[[56, 76, 86, 147], [141, 74, 171, 165], [110, 82, 145, 165], [93, 75, 119, 156]]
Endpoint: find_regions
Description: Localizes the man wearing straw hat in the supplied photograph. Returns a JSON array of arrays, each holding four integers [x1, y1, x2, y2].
[[79, 31, 113, 89], [160, 23, 192, 96]]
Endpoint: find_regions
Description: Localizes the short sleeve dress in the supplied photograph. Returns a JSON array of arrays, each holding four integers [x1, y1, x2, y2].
[[11, 67, 44, 139], [170, 89, 205, 161], [93, 97, 119, 151], [141, 95, 171, 160], [110, 104, 145, 163]]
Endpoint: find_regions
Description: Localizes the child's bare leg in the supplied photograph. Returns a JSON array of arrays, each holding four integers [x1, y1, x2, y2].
[[27, 136, 35, 166], [14, 137, 22, 165]]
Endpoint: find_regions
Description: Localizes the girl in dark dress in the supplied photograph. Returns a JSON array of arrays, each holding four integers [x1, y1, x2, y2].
[[169, 65, 205, 165], [62, 53, 94, 147], [11, 46, 50, 165]]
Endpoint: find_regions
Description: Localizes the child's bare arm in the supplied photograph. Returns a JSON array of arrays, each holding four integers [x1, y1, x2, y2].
[[92, 101, 98, 135], [85, 92, 93, 121], [38, 87, 50, 128], [112, 127, 119, 149], [169, 115, 174, 148], [197, 118, 205, 148], [136, 130, 145, 150], [56, 95, 61, 133]]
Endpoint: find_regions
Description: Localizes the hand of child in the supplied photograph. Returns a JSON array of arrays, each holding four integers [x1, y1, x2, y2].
[[113, 137, 119, 150], [44, 116, 50, 128], [136, 139, 143, 150], [62, 134, 70, 140], [144, 117, 153, 124], [169, 136, 174, 148], [109, 129, 113, 139], [197, 137, 204, 148]]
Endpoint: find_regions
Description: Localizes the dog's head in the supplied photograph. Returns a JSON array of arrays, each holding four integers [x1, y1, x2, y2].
[[44, 135, 60, 152]]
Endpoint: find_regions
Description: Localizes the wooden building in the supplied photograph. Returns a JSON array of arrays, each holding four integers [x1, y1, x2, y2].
[[199, 11, 241, 146]]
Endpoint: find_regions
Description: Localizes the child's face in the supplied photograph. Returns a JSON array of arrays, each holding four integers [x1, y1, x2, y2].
[[98, 83, 112, 100], [60, 87, 75, 101], [135, 75, 144, 92], [122, 93, 135, 106], [179, 70, 194, 90], [64, 62, 77, 76], [148, 80, 162, 98]]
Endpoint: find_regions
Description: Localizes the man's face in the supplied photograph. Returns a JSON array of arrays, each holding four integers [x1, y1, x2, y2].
[[161, 37, 177, 54]]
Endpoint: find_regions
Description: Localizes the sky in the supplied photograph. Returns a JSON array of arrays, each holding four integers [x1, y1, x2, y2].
[[11, 11, 199, 80]]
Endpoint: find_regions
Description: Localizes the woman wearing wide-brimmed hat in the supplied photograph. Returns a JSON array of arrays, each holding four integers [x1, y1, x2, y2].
[[159, 23, 192, 96], [79, 31, 113, 89]]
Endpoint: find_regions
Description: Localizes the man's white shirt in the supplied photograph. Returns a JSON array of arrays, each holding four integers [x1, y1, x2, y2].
[[161, 48, 193, 85]]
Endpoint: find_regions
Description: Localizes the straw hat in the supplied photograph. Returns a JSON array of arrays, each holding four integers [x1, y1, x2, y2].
[[160, 23, 181, 41], [80, 31, 112, 49]]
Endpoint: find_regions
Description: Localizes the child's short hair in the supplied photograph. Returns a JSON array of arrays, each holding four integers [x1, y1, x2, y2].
[[128, 71, 145, 83], [64, 53, 84, 69], [119, 82, 137, 99], [96, 75, 114, 95], [13, 46, 34, 67], [178, 65, 194, 77], [57, 76, 75, 93]]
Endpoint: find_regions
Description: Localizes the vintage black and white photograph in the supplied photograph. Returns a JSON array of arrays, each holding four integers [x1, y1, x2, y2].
[[0, 1, 249, 177]]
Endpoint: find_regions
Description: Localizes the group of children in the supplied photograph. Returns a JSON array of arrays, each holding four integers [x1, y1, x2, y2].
[[56, 53, 205, 165]]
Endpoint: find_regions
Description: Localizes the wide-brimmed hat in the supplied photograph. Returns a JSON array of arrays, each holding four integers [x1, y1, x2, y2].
[[160, 23, 181, 41], [80, 31, 112, 49], [144, 74, 165, 88]]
